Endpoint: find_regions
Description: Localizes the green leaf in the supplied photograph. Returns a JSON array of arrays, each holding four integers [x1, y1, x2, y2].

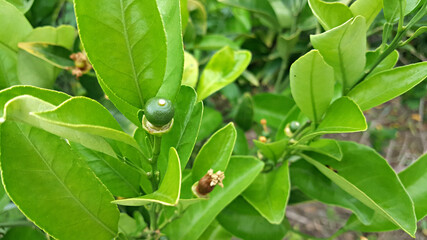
[[163, 156, 264, 240], [383, 0, 406, 22], [349, 0, 383, 27], [347, 61, 427, 111], [71, 143, 142, 198], [3, 226, 45, 240], [365, 49, 399, 76], [197, 107, 223, 142], [218, 0, 279, 28], [235, 93, 254, 131], [75, 0, 167, 118], [159, 86, 203, 175], [18, 42, 74, 69], [253, 93, 295, 129], [300, 97, 367, 142], [0, 85, 70, 118], [3, 95, 148, 173], [295, 139, 343, 161], [233, 126, 249, 155], [253, 138, 289, 163], [17, 25, 76, 88], [345, 153, 427, 233], [0, 0, 32, 51], [198, 221, 232, 240], [311, 16, 366, 90], [290, 159, 374, 224], [308, 0, 353, 30], [182, 51, 199, 88], [242, 162, 290, 224], [193, 34, 240, 50], [113, 148, 181, 206], [217, 197, 288, 240], [192, 123, 236, 182], [0, 44, 19, 89], [196, 46, 251, 101], [300, 141, 417, 237], [5, 0, 34, 13], [400, 26, 427, 46], [290, 50, 334, 122], [155, 0, 184, 101], [118, 212, 146, 237], [267, 0, 292, 28], [1, 121, 119, 240]]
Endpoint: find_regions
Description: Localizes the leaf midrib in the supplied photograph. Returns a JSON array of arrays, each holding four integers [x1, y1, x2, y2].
[[17, 124, 116, 236], [119, 0, 144, 107]]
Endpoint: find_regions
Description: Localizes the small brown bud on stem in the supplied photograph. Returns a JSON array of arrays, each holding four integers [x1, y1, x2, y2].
[[193, 169, 225, 198]]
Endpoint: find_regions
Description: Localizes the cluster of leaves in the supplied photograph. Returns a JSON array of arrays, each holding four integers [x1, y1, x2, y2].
[[0, 0, 426, 239]]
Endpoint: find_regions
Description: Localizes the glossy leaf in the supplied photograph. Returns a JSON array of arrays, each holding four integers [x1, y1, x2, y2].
[[345, 153, 427, 232], [253, 93, 295, 129], [301, 141, 417, 237], [163, 156, 264, 240], [17, 25, 76, 88], [197, 46, 251, 101], [3, 95, 148, 174], [0, 0, 32, 50], [350, 0, 383, 27], [254, 138, 288, 163], [347, 61, 427, 111], [217, 197, 288, 240], [197, 107, 223, 142], [301, 97, 367, 142], [182, 51, 199, 88], [311, 16, 366, 90], [113, 148, 181, 206], [192, 123, 236, 182], [0, 85, 70, 118], [290, 159, 374, 224], [235, 93, 254, 131], [75, 0, 167, 120], [18, 42, 74, 69], [290, 50, 334, 122], [1, 121, 119, 240], [71, 143, 142, 198], [365, 49, 399, 75], [308, 0, 353, 30], [242, 162, 290, 224], [295, 139, 343, 161], [155, 0, 184, 100], [5, 95, 142, 155], [159, 86, 203, 175]]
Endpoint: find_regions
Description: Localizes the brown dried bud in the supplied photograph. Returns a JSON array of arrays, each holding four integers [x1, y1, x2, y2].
[[194, 169, 225, 197], [70, 52, 92, 77]]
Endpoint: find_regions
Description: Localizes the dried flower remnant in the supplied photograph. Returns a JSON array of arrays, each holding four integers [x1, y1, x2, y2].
[[193, 169, 225, 198], [70, 52, 92, 77]]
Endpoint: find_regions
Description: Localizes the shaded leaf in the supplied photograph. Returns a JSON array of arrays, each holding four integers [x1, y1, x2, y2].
[[197, 46, 251, 101], [113, 148, 181, 206]]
